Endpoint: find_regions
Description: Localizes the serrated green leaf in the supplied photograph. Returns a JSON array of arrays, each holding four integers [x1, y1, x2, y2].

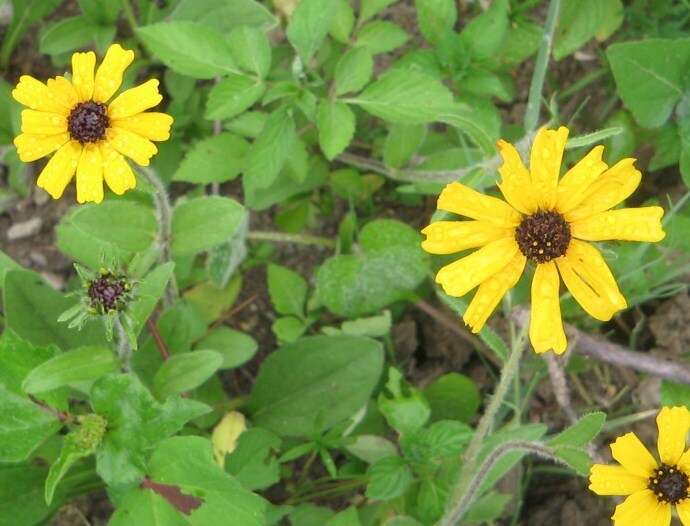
[[335, 47, 374, 96], [356, 21, 408, 55], [415, 0, 456, 45], [267, 264, 308, 318], [366, 456, 413, 500], [228, 25, 271, 78], [286, 0, 337, 64], [173, 133, 249, 184], [153, 351, 223, 399], [383, 123, 426, 168], [171, 0, 277, 32]]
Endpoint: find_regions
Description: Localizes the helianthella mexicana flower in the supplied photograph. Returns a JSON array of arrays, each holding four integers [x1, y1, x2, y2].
[[421, 126, 665, 353], [589, 406, 690, 525], [12, 44, 173, 204]]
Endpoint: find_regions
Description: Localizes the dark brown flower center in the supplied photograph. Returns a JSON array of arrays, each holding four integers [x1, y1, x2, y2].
[[68, 101, 109, 143], [649, 464, 689, 504], [88, 274, 127, 312], [515, 211, 571, 263]]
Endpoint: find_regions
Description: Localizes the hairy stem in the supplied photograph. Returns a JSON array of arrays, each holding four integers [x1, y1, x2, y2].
[[443, 441, 563, 525], [523, 0, 561, 132], [114, 317, 133, 372], [140, 167, 179, 305], [247, 230, 336, 249], [441, 324, 528, 524]]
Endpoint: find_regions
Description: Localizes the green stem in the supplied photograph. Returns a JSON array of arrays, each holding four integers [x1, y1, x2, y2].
[[114, 317, 133, 371], [523, 0, 562, 133], [440, 324, 528, 525], [442, 440, 561, 525], [140, 167, 179, 305], [247, 230, 336, 249], [122, 0, 139, 31]]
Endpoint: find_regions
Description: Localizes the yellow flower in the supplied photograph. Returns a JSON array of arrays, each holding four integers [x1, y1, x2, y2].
[[589, 406, 690, 525], [421, 126, 665, 353], [12, 44, 173, 204]]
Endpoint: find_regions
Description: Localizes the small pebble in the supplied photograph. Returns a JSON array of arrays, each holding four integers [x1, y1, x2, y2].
[[7, 217, 42, 240]]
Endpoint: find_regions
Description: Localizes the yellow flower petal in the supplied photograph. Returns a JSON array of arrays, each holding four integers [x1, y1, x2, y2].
[[610, 432, 658, 478], [76, 143, 104, 204], [464, 253, 526, 333], [529, 261, 567, 354], [555, 145, 608, 214], [71, 51, 96, 101], [46, 76, 79, 110], [529, 126, 568, 210], [677, 449, 690, 473], [93, 44, 135, 103], [556, 240, 627, 321], [435, 237, 519, 298], [108, 79, 163, 120], [565, 158, 641, 222], [100, 141, 136, 195], [21, 109, 67, 135], [421, 220, 514, 254], [496, 139, 538, 214], [112, 112, 173, 142], [612, 490, 670, 526], [656, 406, 690, 466], [12, 75, 71, 114], [36, 140, 82, 199], [676, 500, 690, 526], [570, 206, 666, 242], [589, 464, 648, 496], [14, 132, 70, 162], [436, 182, 521, 227], [105, 127, 158, 166]]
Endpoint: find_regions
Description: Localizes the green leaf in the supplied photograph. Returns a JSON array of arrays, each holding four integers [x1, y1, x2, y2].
[[548, 412, 606, 448], [316, 219, 429, 317], [326, 507, 361, 526], [110, 489, 191, 526], [289, 505, 334, 525], [171, 196, 246, 256], [91, 373, 210, 486], [173, 133, 249, 184], [459, 0, 509, 60], [226, 427, 282, 490], [267, 264, 308, 318], [552, 446, 593, 476], [359, 0, 398, 23], [228, 25, 272, 78], [39, 15, 103, 55], [554, 0, 623, 60], [45, 414, 106, 504], [318, 101, 356, 160], [383, 124, 426, 169], [465, 491, 512, 523], [248, 335, 384, 436], [366, 456, 413, 500], [330, 0, 355, 44], [153, 351, 223, 399], [400, 420, 472, 464], [415, 0, 456, 45], [335, 47, 373, 96], [126, 262, 176, 347], [171, 0, 277, 32], [356, 21, 408, 55], [243, 108, 297, 191], [424, 373, 480, 424], [78, 0, 121, 23], [22, 346, 117, 394], [183, 275, 242, 324], [347, 70, 453, 124], [136, 21, 239, 79], [286, 0, 337, 65], [340, 310, 392, 337], [607, 38, 690, 128], [272, 317, 308, 343], [196, 327, 257, 369], [148, 436, 267, 525], [4, 270, 105, 349], [56, 200, 157, 269], [205, 74, 265, 121], [378, 368, 430, 434], [346, 435, 398, 464], [0, 384, 61, 462]]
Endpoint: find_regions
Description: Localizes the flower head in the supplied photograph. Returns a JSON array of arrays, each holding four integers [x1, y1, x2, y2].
[[589, 406, 690, 525], [421, 126, 665, 353], [12, 44, 173, 203]]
